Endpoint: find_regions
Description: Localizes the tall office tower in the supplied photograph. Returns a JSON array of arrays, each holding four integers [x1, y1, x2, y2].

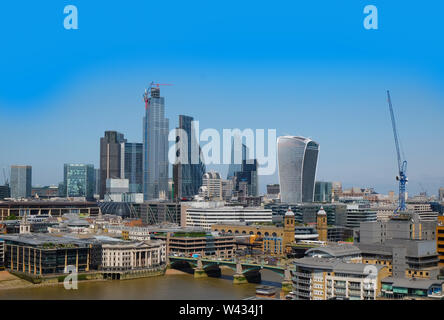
[[277, 136, 319, 204], [94, 168, 100, 196], [314, 181, 333, 203], [143, 86, 169, 200], [439, 188, 444, 202], [63, 164, 95, 200], [123, 142, 143, 193], [10, 165, 32, 199], [173, 115, 205, 200], [227, 138, 247, 180], [100, 131, 126, 199], [234, 158, 258, 197]]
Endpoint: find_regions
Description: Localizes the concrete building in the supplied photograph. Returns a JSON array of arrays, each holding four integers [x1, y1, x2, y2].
[[439, 188, 444, 202], [101, 240, 166, 271], [200, 171, 222, 200], [336, 203, 377, 229], [185, 206, 272, 230], [380, 277, 444, 299], [357, 239, 439, 279], [0, 240, 4, 269], [152, 231, 234, 258], [277, 136, 319, 204], [437, 215, 444, 267], [10, 165, 32, 199], [0, 200, 101, 220], [292, 257, 389, 300]]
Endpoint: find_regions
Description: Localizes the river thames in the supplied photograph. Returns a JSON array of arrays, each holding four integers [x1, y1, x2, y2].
[[0, 269, 283, 300]]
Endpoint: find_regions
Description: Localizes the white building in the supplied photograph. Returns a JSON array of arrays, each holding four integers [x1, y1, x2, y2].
[[186, 206, 272, 230], [101, 240, 166, 271], [200, 172, 222, 200]]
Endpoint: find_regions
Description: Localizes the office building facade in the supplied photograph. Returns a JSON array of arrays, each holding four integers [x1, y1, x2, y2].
[[10, 165, 32, 199], [123, 142, 143, 193], [63, 164, 95, 200], [315, 181, 333, 203], [143, 87, 169, 200], [100, 131, 126, 199], [173, 115, 205, 200], [277, 136, 319, 204]]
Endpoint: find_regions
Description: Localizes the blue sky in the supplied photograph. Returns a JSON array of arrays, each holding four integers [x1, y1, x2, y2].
[[0, 0, 443, 195]]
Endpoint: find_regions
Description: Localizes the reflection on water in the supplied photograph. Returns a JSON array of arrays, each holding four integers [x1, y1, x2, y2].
[[0, 269, 283, 300]]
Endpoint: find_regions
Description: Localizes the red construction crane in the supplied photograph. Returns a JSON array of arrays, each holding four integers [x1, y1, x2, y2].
[[143, 82, 173, 110]]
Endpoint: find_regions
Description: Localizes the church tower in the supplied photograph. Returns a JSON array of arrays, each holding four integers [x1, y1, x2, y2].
[[283, 207, 295, 248], [20, 213, 31, 234], [316, 206, 328, 242]]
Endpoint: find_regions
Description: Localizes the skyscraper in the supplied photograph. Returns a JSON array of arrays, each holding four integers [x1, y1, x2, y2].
[[123, 142, 143, 193], [314, 181, 333, 203], [10, 165, 32, 199], [100, 131, 126, 199], [143, 86, 169, 200], [63, 164, 95, 200], [173, 115, 205, 200], [277, 136, 319, 204]]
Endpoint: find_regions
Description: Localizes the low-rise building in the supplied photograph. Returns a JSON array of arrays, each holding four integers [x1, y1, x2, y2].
[[152, 231, 235, 259], [293, 257, 390, 300], [380, 277, 444, 299], [101, 240, 165, 271]]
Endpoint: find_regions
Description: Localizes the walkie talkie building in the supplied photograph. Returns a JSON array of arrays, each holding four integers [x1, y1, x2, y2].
[[277, 136, 319, 204]]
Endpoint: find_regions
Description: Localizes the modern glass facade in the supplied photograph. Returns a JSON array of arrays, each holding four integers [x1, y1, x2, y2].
[[315, 181, 333, 203], [143, 87, 169, 200], [10, 165, 32, 199], [173, 115, 205, 200], [277, 136, 319, 204], [123, 142, 143, 193], [63, 164, 95, 200]]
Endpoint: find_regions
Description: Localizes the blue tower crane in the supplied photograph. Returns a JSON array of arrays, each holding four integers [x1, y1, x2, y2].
[[387, 90, 408, 213]]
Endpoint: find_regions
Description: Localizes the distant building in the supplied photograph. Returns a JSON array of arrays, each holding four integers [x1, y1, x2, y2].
[[277, 136, 319, 204], [266, 184, 280, 197], [439, 188, 444, 202], [221, 179, 233, 201], [31, 186, 59, 198], [186, 206, 273, 230], [172, 115, 205, 200], [314, 181, 333, 203], [0, 185, 10, 200], [152, 231, 234, 258], [100, 131, 126, 199], [123, 142, 143, 193], [336, 202, 377, 229], [143, 86, 169, 201], [437, 216, 444, 267], [10, 165, 32, 199], [63, 164, 95, 200], [200, 172, 222, 200]]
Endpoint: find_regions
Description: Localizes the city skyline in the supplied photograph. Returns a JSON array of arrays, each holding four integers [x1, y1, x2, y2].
[[1, 2, 444, 195]]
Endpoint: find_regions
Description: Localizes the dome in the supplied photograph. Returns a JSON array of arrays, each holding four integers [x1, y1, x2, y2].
[[98, 202, 132, 218], [317, 206, 327, 216], [285, 207, 295, 217]]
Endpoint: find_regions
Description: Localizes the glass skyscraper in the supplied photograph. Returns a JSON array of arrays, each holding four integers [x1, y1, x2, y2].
[[173, 115, 205, 200], [143, 87, 169, 200], [277, 136, 319, 204], [10, 165, 32, 199], [63, 164, 95, 200], [314, 181, 333, 203], [123, 142, 143, 193]]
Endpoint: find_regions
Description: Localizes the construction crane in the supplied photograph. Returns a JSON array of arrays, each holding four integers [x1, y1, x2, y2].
[[387, 90, 408, 213], [2, 168, 8, 186], [143, 82, 173, 110]]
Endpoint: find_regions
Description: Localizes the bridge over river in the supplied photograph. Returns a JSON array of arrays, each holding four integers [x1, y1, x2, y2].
[[168, 256, 293, 294]]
